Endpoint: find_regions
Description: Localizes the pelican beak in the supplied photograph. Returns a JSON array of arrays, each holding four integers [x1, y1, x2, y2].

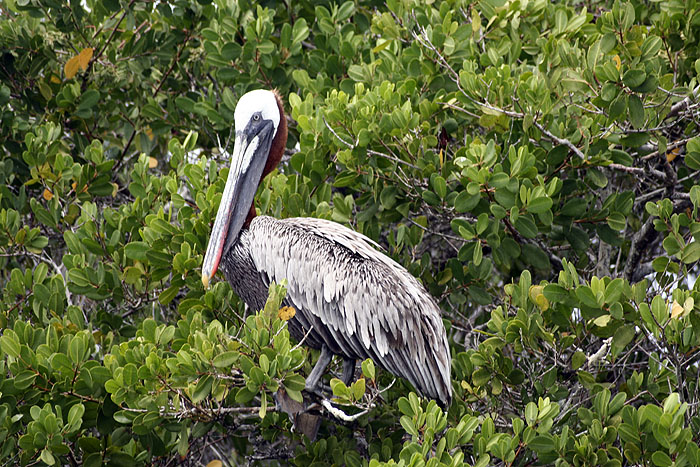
[[202, 123, 275, 288]]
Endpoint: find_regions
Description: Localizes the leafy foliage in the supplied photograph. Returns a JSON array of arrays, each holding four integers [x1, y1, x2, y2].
[[1, 0, 700, 465]]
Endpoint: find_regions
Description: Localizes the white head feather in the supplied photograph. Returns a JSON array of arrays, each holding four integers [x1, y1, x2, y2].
[[234, 89, 281, 134]]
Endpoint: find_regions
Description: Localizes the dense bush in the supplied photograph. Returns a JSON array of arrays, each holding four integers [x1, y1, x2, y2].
[[1, 0, 700, 465]]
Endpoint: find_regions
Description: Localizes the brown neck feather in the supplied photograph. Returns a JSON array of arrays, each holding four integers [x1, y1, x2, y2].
[[263, 90, 288, 178], [244, 90, 288, 227]]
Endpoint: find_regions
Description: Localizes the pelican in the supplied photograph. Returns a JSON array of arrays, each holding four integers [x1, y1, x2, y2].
[[201, 89, 452, 407]]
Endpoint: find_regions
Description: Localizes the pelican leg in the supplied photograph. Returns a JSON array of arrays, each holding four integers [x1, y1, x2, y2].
[[341, 358, 356, 386], [305, 345, 333, 393]]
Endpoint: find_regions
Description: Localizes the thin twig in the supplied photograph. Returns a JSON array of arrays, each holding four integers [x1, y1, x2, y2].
[[322, 117, 420, 169]]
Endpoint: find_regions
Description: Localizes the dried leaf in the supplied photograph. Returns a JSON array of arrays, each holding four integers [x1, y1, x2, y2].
[[50, 74, 61, 83], [206, 461, 223, 467], [613, 54, 621, 70], [78, 48, 93, 70], [666, 146, 680, 162], [64, 56, 81, 79], [670, 300, 684, 319], [148, 157, 158, 169], [278, 306, 296, 321], [72, 182, 87, 194], [65, 48, 94, 79], [43, 188, 53, 201]]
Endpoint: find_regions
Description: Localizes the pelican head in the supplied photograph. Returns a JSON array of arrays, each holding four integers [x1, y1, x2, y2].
[[202, 89, 286, 287]]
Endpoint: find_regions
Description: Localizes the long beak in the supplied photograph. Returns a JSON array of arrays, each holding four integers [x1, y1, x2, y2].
[[202, 128, 272, 288]]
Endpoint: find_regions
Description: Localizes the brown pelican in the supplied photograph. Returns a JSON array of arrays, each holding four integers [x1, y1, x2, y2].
[[201, 89, 452, 407]]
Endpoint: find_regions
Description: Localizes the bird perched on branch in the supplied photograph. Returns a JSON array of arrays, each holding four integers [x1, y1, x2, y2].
[[202, 89, 452, 407]]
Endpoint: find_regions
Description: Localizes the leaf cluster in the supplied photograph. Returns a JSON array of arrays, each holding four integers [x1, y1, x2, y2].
[[1, 0, 700, 465]]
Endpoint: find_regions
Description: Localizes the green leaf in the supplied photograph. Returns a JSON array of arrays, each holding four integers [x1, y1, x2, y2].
[[560, 198, 588, 217], [0, 333, 20, 358], [528, 434, 555, 453], [125, 241, 149, 261], [213, 351, 238, 368], [627, 94, 644, 129], [686, 150, 700, 170], [67, 403, 85, 430], [291, 18, 309, 44], [525, 402, 537, 425], [571, 351, 587, 370], [543, 284, 569, 302], [222, 88, 237, 111], [431, 175, 447, 199], [576, 285, 600, 308], [609, 94, 627, 119], [352, 378, 366, 400], [259, 392, 267, 419], [604, 278, 625, 303], [13, 370, 37, 389], [607, 212, 626, 231], [622, 69, 646, 88], [175, 96, 195, 113], [473, 241, 483, 266], [192, 375, 213, 403], [158, 285, 179, 305], [397, 397, 414, 417], [40, 449, 56, 466], [680, 241, 700, 264], [613, 325, 635, 349], [527, 196, 553, 214], [651, 451, 672, 467], [513, 216, 538, 238], [337, 1, 355, 21], [361, 359, 375, 380], [454, 191, 480, 212]]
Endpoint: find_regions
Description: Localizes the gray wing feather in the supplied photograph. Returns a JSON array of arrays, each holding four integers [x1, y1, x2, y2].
[[245, 215, 452, 405]]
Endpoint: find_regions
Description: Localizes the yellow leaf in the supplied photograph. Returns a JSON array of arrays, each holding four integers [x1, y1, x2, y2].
[[206, 461, 223, 467], [666, 146, 680, 162], [613, 54, 621, 70], [64, 56, 81, 79], [471, 9, 481, 34], [72, 182, 88, 194], [439, 148, 444, 168], [78, 48, 93, 70], [684, 297, 694, 312], [64, 48, 93, 79], [535, 294, 550, 311], [529, 285, 544, 303], [671, 300, 684, 319], [148, 157, 158, 169], [111, 182, 119, 197], [528, 285, 550, 311], [50, 74, 61, 84], [43, 188, 53, 201], [277, 306, 296, 321], [593, 314, 611, 327]]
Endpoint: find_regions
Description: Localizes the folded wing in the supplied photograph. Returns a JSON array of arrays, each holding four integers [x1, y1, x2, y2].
[[246, 215, 452, 406]]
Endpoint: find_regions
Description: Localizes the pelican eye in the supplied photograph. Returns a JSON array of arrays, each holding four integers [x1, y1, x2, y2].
[[252, 113, 261, 122]]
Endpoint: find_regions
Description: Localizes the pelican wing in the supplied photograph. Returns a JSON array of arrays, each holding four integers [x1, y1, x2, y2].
[[245, 215, 452, 405]]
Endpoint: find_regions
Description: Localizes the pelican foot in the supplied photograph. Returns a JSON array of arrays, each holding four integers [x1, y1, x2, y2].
[[304, 344, 333, 394], [341, 358, 356, 386]]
